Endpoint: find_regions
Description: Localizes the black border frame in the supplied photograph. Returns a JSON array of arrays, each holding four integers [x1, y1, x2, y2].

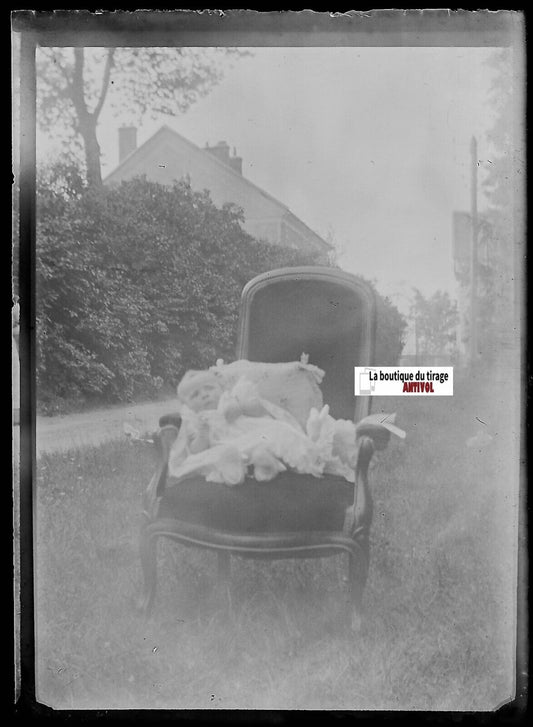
[[11, 8, 527, 722]]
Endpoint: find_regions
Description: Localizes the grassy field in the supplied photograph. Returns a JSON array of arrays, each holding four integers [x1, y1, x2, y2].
[[34, 380, 518, 710]]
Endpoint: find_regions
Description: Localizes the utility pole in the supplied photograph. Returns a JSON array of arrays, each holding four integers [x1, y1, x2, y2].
[[470, 136, 479, 367], [414, 314, 419, 365]]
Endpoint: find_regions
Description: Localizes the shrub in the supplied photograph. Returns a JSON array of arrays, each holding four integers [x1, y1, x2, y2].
[[374, 293, 408, 366], [36, 170, 319, 410], [36, 168, 406, 411]]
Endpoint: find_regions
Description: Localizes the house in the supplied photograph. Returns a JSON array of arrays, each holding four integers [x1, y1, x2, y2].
[[104, 125, 331, 258]]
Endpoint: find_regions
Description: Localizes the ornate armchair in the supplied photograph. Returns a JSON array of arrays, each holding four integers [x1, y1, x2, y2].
[[139, 266, 394, 629]]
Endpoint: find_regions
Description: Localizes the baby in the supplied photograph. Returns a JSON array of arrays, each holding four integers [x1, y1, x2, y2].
[[170, 367, 330, 485], [176, 371, 223, 454], [132, 362, 404, 486], [177, 369, 281, 446], [169, 361, 371, 487]]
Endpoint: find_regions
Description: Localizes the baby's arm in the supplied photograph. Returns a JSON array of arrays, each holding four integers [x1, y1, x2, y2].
[[219, 383, 270, 422], [238, 397, 270, 418], [187, 417, 210, 454]]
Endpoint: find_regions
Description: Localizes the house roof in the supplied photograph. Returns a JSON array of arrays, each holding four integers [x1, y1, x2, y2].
[[104, 124, 331, 252]]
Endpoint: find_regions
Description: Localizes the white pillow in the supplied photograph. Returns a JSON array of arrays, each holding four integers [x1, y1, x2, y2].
[[210, 356, 324, 429]]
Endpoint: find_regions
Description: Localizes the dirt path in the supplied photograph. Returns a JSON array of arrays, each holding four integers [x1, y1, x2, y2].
[[36, 398, 179, 457]]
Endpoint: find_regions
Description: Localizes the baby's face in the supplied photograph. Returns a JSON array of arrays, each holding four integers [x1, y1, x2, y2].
[[183, 380, 222, 412]]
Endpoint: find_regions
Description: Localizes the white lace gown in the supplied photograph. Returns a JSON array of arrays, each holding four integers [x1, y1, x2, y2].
[[167, 378, 358, 487]]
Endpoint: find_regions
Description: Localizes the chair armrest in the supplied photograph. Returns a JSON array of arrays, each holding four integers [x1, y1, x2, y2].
[[143, 424, 180, 519], [344, 435, 375, 538], [158, 412, 183, 429], [355, 422, 391, 451], [355, 412, 405, 450], [345, 416, 402, 536]]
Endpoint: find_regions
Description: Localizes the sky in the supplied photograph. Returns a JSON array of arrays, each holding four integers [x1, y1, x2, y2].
[[38, 45, 500, 313]]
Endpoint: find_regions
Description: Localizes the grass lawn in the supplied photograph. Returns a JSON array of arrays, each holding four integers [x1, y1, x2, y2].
[[34, 380, 518, 710]]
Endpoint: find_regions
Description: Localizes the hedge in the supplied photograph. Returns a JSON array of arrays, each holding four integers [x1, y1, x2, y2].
[[35, 168, 405, 413]]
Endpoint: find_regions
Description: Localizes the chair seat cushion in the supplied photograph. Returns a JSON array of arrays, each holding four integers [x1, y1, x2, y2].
[[158, 472, 353, 534]]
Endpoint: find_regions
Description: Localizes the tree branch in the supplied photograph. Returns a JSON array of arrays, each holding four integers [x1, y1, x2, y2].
[[71, 48, 88, 119], [46, 48, 73, 87], [93, 48, 116, 121]]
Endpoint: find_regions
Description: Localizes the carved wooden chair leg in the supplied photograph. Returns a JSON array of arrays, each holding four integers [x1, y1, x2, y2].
[[347, 546, 369, 633], [216, 551, 232, 617], [138, 526, 158, 617]]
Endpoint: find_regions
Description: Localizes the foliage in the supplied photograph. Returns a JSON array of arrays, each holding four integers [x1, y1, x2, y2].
[[374, 293, 407, 366], [410, 288, 458, 358], [36, 47, 245, 185], [36, 171, 406, 412], [483, 48, 516, 213], [36, 171, 318, 411], [467, 48, 522, 367]]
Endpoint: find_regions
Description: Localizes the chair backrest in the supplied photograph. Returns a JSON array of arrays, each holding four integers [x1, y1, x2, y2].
[[236, 266, 376, 423]]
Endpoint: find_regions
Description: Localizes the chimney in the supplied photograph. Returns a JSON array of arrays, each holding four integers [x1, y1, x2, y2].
[[118, 126, 137, 164], [229, 146, 243, 175], [204, 141, 243, 175], [204, 140, 231, 165]]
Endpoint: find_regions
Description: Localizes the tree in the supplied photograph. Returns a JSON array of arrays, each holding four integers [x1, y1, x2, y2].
[[374, 293, 407, 366], [473, 48, 522, 368], [410, 289, 458, 359], [36, 47, 243, 186], [483, 49, 515, 213]]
